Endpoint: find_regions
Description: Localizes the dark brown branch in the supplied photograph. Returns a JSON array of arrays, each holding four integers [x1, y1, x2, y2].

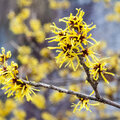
[[22, 79, 120, 109]]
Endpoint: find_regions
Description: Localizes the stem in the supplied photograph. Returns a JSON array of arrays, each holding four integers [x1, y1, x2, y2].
[[78, 56, 100, 98], [22, 79, 120, 109]]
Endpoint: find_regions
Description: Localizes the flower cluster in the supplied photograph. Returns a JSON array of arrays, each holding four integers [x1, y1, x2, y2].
[[47, 8, 97, 71], [72, 92, 99, 112], [47, 8, 115, 112], [0, 47, 39, 101], [47, 8, 114, 84], [89, 58, 114, 84]]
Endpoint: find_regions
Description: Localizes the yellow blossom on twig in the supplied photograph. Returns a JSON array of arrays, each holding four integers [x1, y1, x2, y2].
[[71, 91, 99, 112]]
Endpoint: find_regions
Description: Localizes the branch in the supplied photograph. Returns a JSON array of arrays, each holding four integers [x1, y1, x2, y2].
[[22, 79, 120, 109], [79, 56, 100, 98]]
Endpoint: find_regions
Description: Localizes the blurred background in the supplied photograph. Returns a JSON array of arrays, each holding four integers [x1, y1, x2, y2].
[[0, 0, 120, 120]]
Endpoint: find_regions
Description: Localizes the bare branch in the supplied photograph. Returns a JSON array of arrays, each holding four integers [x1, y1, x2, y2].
[[22, 79, 120, 109]]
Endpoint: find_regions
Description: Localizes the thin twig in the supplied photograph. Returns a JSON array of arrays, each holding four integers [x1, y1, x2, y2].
[[22, 79, 120, 109]]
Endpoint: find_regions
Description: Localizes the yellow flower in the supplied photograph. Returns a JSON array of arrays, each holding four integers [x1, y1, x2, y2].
[[78, 42, 99, 64], [0, 48, 39, 101], [0, 47, 11, 64], [59, 8, 96, 34], [89, 58, 114, 84], [14, 82, 39, 101], [10, 61, 19, 75], [49, 41, 80, 71], [3, 79, 38, 101], [71, 91, 99, 112]]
